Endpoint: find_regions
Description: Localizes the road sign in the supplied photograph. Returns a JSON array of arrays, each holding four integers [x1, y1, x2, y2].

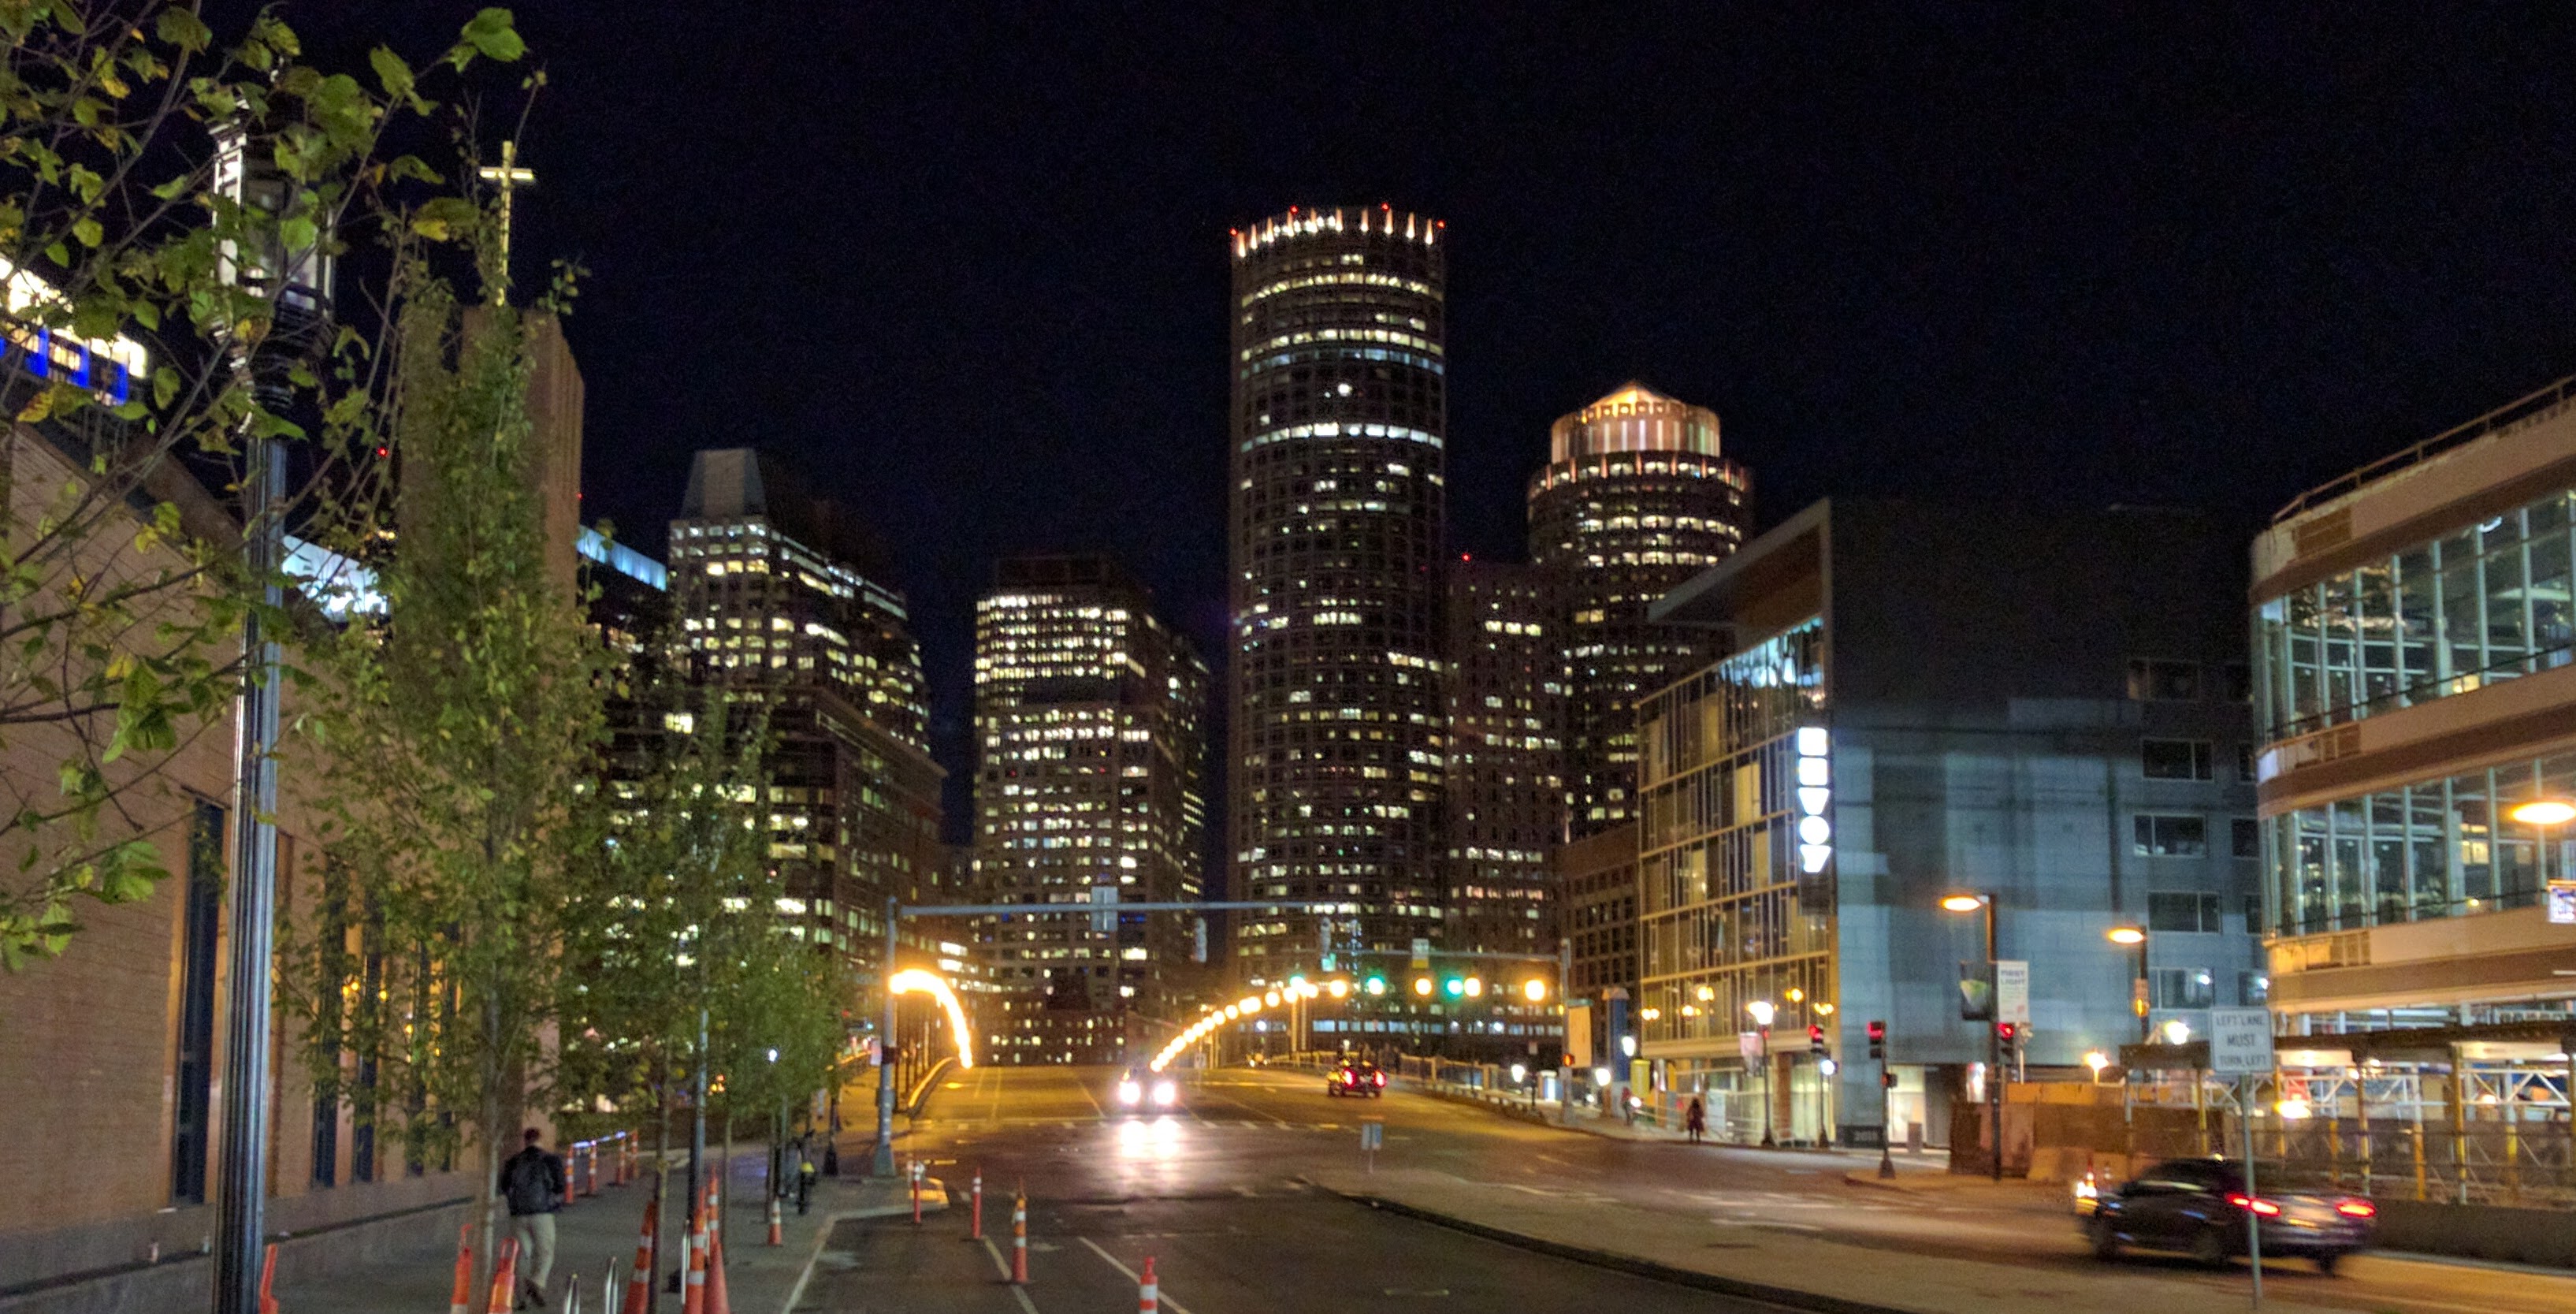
[[1738, 1029, 1764, 1061], [1994, 959, 2030, 1027], [2208, 1007, 2275, 1074], [2549, 880, 2576, 925], [862, 1036, 882, 1067], [1090, 884, 1119, 932], [1410, 937, 1432, 970], [1359, 1118, 1384, 1152]]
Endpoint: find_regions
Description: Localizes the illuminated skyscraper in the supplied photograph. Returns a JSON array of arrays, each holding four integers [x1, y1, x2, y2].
[[973, 556, 1207, 1065], [1228, 206, 1448, 985], [666, 448, 942, 959], [1443, 559, 1562, 958], [1528, 383, 1751, 836]]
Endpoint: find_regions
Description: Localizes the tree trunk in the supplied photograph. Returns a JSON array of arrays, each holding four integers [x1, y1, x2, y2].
[[720, 1109, 734, 1246]]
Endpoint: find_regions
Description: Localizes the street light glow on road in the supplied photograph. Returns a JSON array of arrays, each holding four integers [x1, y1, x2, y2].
[[1153, 977, 1325, 1071]]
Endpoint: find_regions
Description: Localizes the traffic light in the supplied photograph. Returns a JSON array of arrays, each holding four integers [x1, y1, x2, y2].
[[1866, 1019, 1886, 1061], [1808, 1024, 1827, 1057], [1995, 1022, 2018, 1058], [1442, 975, 1466, 999], [1463, 976, 1484, 999], [1522, 978, 1548, 1003], [1363, 973, 1388, 996], [1412, 976, 1433, 997]]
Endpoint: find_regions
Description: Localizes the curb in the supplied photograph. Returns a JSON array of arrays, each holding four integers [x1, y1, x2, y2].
[[1307, 1182, 1914, 1314], [776, 1180, 949, 1314]]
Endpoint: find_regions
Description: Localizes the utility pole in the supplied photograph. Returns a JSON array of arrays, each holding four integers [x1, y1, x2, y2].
[[210, 121, 330, 1314], [1556, 940, 1572, 1125], [873, 899, 898, 1178]]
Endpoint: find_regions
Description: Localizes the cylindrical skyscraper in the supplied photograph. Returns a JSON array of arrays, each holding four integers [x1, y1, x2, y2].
[[1228, 206, 1447, 987], [1529, 382, 1752, 837]]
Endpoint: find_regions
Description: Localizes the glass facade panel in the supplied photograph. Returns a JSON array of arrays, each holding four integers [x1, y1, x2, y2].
[[2255, 491, 2576, 740], [1636, 617, 1831, 1048], [2266, 751, 2576, 935]]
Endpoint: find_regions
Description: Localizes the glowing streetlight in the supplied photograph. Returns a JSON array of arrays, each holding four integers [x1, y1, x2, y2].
[[2511, 799, 2576, 827], [2106, 926, 2146, 946], [1940, 893, 1989, 913], [2161, 1018, 2193, 1045], [2083, 1050, 2109, 1076], [1522, 978, 1548, 1003], [1745, 999, 1775, 1027]]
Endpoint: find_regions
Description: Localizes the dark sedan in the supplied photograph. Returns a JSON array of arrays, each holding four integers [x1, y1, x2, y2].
[[2085, 1156, 2375, 1274]]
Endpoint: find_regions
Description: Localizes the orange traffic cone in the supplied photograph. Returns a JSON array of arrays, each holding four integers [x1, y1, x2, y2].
[[1138, 1255, 1158, 1313], [704, 1230, 731, 1314], [258, 1242, 278, 1314], [764, 1194, 782, 1246], [448, 1225, 474, 1314], [618, 1197, 656, 1314], [680, 1206, 707, 1314], [484, 1238, 521, 1314]]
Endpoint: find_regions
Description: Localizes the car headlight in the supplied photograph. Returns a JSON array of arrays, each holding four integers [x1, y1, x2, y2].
[[1117, 1081, 1141, 1105], [1152, 1081, 1177, 1107]]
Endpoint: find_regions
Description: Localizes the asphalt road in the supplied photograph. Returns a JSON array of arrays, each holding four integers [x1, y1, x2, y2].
[[800, 1063, 2576, 1314]]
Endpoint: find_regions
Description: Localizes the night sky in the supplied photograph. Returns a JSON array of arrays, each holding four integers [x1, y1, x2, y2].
[[285, 3, 2576, 854]]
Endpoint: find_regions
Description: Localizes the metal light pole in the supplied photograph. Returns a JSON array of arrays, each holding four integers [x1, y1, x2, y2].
[[1556, 940, 1572, 1125], [2109, 926, 2150, 1044], [210, 122, 330, 1314], [873, 898, 898, 1178], [1943, 892, 2001, 1181], [1747, 999, 1775, 1146]]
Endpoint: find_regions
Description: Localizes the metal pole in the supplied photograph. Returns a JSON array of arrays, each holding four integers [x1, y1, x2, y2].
[[1556, 940, 1571, 1126], [1987, 896, 2002, 1182], [2243, 1074, 2263, 1309], [688, 1006, 707, 1231], [213, 434, 284, 1314], [874, 899, 898, 1177]]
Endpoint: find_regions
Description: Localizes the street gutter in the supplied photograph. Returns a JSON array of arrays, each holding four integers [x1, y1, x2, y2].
[[1304, 1180, 1914, 1314]]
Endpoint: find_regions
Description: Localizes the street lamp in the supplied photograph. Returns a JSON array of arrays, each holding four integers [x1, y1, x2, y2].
[[1941, 891, 2002, 1182], [2106, 925, 2149, 1044], [1746, 999, 1777, 1146]]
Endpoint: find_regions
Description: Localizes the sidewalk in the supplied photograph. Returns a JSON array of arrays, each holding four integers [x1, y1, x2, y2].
[[1303, 1164, 2346, 1314], [277, 1143, 942, 1314], [1404, 1076, 1956, 1174]]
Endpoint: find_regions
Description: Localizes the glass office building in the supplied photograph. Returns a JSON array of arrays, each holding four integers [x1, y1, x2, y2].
[[1226, 207, 1448, 985], [2253, 378, 2576, 1031]]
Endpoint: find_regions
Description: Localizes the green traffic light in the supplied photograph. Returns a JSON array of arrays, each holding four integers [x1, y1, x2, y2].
[[1362, 973, 1388, 996], [1442, 977, 1465, 998]]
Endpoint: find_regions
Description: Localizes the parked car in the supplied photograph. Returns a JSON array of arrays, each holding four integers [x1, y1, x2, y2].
[[2083, 1156, 2375, 1274]]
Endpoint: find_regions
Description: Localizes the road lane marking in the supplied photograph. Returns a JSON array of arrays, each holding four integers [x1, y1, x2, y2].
[[980, 1238, 1042, 1314], [1076, 1235, 1196, 1314]]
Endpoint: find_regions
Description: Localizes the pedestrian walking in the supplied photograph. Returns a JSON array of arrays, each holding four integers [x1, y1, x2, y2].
[[1685, 1094, 1708, 1145], [500, 1127, 567, 1310], [1618, 1085, 1636, 1126], [795, 1141, 818, 1215]]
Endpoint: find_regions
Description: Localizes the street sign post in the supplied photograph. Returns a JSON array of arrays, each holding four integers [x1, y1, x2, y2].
[[2208, 1007, 2274, 1310], [1360, 1117, 1384, 1174]]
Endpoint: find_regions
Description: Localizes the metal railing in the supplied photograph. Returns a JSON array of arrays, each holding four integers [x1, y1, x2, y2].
[[2274, 371, 2576, 524]]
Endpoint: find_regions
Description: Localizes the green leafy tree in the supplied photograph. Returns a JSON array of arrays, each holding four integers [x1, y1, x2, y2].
[[287, 252, 608, 1279], [0, 2, 526, 967]]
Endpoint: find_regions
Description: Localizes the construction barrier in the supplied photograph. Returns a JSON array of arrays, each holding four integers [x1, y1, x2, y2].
[[448, 1224, 474, 1314], [1138, 1255, 1158, 1314], [619, 1196, 656, 1314]]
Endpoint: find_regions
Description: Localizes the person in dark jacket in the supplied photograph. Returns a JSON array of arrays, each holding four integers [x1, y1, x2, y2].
[[500, 1127, 566, 1309]]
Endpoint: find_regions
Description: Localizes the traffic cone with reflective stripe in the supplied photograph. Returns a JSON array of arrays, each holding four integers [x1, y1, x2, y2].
[[969, 1168, 983, 1240], [484, 1238, 520, 1314], [680, 1208, 707, 1314], [764, 1194, 782, 1246], [1139, 1256, 1159, 1313], [704, 1230, 731, 1314], [1010, 1189, 1028, 1284], [448, 1225, 474, 1314], [618, 1197, 656, 1314]]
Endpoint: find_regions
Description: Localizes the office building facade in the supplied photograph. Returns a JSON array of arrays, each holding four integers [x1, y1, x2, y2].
[[972, 556, 1209, 1065], [1227, 206, 1449, 985], [1530, 382, 1751, 837], [1636, 500, 2259, 1145], [1441, 558, 1562, 959], [667, 448, 943, 959]]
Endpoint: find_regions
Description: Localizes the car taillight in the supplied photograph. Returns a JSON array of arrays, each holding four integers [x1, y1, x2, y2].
[[1373, 1071, 1386, 1086], [1338, 1069, 1352, 1081], [2335, 1200, 2376, 1218], [2225, 1193, 2283, 1217]]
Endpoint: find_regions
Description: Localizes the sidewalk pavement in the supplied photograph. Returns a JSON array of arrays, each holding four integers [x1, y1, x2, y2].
[[276, 1142, 944, 1314], [1302, 1164, 2346, 1314], [1406, 1078, 1957, 1174]]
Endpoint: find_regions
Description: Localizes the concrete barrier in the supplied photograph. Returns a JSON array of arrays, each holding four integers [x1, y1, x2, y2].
[[2375, 1198, 2576, 1268]]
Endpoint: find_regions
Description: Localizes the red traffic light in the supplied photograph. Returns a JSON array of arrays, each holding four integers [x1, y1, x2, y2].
[[1865, 1019, 1886, 1041], [1995, 1022, 2017, 1041]]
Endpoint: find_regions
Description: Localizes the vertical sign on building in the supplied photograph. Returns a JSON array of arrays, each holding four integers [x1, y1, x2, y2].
[[1994, 960, 2031, 1027]]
